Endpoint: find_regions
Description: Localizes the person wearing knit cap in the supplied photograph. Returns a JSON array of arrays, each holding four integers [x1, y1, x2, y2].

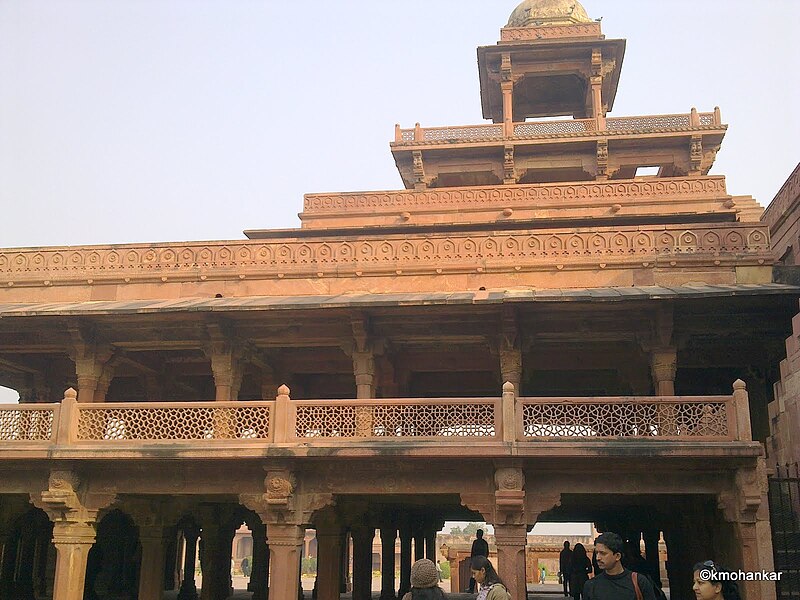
[[401, 559, 446, 600]]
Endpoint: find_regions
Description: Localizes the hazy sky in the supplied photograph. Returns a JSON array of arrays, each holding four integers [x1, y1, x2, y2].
[[1, 0, 798, 250], [0, 0, 798, 402]]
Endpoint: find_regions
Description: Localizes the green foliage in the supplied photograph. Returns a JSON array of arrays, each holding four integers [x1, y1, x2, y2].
[[440, 561, 451, 579], [449, 526, 462, 534], [462, 522, 483, 536], [302, 556, 317, 575]]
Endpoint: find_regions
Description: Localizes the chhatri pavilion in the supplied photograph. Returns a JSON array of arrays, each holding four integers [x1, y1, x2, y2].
[[1, 1, 798, 599]]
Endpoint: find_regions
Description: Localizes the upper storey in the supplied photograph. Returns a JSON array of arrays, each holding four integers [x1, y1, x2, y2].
[[391, 0, 726, 190], [479, 0, 624, 122]]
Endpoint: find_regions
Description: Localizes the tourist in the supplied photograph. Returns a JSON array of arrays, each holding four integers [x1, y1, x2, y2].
[[468, 529, 490, 592], [692, 561, 742, 600], [540, 566, 546, 584], [401, 559, 446, 600], [570, 542, 592, 599], [559, 540, 573, 597], [582, 532, 657, 600], [436, 560, 443, 582], [470, 556, 511, 600]]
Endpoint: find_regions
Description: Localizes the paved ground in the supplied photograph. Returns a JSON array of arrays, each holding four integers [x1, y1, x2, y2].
[[165, 578, 583, 599]]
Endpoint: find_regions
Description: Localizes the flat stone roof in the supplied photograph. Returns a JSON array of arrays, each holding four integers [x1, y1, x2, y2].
[[0, 284, 797, 318]]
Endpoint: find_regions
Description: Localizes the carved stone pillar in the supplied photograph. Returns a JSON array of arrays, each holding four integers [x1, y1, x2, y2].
[[413, 526, 424, 562], [642, 529, 661, 587], [73, 354, 110, 404], [209, 349, 243, 402], [424, 527, 437, 561], [499, 348, 522, 398], [501, 81, 514, 137], [31, 471, 115, 600], [93, 364, 116, 403], [398, 520, 412, 597], [718, 460, 776, 600], [137, 526, 166, 600], [266, 524, 305, 600], [177, 525, 199, 600], [248, 523, 268, 600], [0, 527, 19, 598], [199, 520, 236, 600], [650, 347, 677, 396], [352, 351, 375, 400], [351, 525, 374, 600], [0, 520, 19, 598], [379, 525, 397, 600], [340, 532, 351, 594], [494, 524, 527, 600], [51, 521, 97, 600], [316, 521, 343, 600]]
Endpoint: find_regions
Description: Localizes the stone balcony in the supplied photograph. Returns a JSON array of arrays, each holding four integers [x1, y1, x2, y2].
[[391, 111, 726, 189], [0, 382, 763, 461], [392, 110, 722, 146]]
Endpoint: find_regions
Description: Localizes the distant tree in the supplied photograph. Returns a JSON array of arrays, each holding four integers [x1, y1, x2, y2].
[[440, 561, 451, 579], [449, 526, 462, 535], [463, 523, 483, 536]]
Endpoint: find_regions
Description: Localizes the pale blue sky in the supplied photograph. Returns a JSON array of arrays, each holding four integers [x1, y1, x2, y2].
[[0, 0, 798, 403]]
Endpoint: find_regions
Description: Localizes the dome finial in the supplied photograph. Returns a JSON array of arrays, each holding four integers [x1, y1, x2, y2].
[[507, 0, 593, 28]]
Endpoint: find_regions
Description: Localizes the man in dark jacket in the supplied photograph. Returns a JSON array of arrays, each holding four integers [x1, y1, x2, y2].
[[468, 529, 489, 592], [583, 532, 657, 600], [559, 541, 573, 597]]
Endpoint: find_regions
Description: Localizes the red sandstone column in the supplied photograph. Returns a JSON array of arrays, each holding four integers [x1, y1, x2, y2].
[[379, 525, 397, 600], [51, 522, 96, 600], [138, 526, 166, 600], [266, 524, 304, 600], [398, 521, 412, 597], [351, 525, 374, 600], [502, 81, 514, 138], [177, 527, 199, 600], [494, 524, 528, 600], [650, 348, 677, 396], [316, 522, 343, 600]]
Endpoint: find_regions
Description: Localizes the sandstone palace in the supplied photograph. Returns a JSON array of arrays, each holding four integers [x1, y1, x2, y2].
[[1, 1, 800, 600]]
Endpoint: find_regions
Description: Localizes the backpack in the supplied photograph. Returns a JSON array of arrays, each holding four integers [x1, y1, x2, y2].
[[632, 571, 668, 600]]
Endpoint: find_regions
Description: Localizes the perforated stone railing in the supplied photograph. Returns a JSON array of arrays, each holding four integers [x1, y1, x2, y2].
[[519, 395, 736, 440], [0, 381, 753, 451], [394, 111, 721, 145], [0, 405, 56, 441], [75, 401, 273, 441], [292, 398, 497, 439]]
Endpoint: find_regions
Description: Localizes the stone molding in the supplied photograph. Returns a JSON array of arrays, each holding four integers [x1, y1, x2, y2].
[[303, 176, 728, 213], [762, 162, 800, 231], [0, 223, 771, 286], [500, 23, 602, 41]]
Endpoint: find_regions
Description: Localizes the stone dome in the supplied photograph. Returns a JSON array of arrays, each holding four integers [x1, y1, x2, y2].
[[506, 0, 593, 27]]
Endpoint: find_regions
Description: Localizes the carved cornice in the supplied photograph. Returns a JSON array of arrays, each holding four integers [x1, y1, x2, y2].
[[500, 23, 602, 41], [762, 162, 800, 233], [0, 223, 771, 287], [303, 176, 728, 213]]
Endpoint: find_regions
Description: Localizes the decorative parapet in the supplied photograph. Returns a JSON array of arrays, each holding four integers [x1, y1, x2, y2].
[[303, 176, 728, 214], [0, 404, 56, 441], [520, 396, 736, 440], [762, 162, 800, 232], [393, 111, 722, 145], [0, 222, 772, 286], [293, 398, 497, 439], [0, 381, 752, 448], [500, 23, 602, 41], [75, 401, 273, 441]]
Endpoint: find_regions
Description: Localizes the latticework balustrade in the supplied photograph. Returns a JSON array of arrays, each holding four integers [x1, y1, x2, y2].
[[294, 401, 496, 438], [76, 403, 272, 441], [0, 406, 55, 441], [606, 115, 691, 131], [521, 399, 730, 439], [514, 120, 594, 136]]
